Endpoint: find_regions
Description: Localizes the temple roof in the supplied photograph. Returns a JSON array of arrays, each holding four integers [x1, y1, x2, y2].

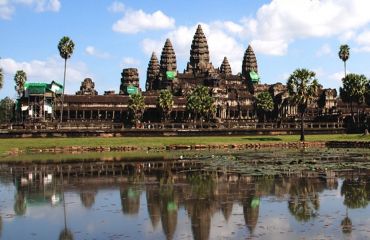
[[186, 24, 214, 74], [146, 52, 160, 91], [160, 38, 177, 74], [242, 45, 258, 76], [220, 57, 232, 75]]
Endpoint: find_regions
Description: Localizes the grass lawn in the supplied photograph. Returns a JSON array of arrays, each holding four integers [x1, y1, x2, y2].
[[0, 134, 369, 156]]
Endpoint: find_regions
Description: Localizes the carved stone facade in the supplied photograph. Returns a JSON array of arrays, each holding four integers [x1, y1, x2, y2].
[[20, 24, 351, 124], [159, 39, 177, 90], [185, 24, 215, 75], [76, 78, 98, 96], [220, 57, 232, 76], [146, 52, 160, 91], [120, 68, 139, 95]]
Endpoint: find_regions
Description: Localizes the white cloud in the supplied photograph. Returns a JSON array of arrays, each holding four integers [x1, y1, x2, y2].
[[121, 57, 140, 67], [141, 38, 163, 57], [355, 30, 370, 52], [241, 0, 370, 55], [323, 71, 347, 90], [0, 0, 60, 19], [112, 9, 175, 34], [85, 46, 110, 59], [0, 57, 90, 94], [0, 0, 14, 20], [14, 0, 60, 11], [316, 44, 332, 57], [108, 1, 125, 13]]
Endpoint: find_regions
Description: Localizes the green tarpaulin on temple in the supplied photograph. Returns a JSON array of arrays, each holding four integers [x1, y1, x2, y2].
[[249, 71, 260, 83], [166, 71, 176, 80], [127, 85, 138, 95]]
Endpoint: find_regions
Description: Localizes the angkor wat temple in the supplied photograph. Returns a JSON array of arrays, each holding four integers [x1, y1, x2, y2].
[[17, 24, 364, 126]]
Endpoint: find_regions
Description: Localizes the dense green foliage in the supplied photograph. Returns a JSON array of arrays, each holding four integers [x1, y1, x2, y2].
[[186, 86, 215, 122], [58, 36, 75, 60], [341, 178, 368, 209], [255, 91, 274, 122], [340, 73, 368, 109], [338, 44, 350, 77], [366, 81, 370, 106], [14, 70, 27, 97], [0, 67, 3, 90], [0, 97, 15, 123], [128, 93, 145, 126], [157, 89, 174, 122], [287, 68, 319, 141]]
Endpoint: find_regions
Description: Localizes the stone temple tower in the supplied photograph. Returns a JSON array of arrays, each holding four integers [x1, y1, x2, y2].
[[186, 24, 214, 75], [146, 52, 160, 91], [242, 45, 259, 87], [160, 38, 177, 89], [119, 68, 140, 95], [220, 57, 232, 76]]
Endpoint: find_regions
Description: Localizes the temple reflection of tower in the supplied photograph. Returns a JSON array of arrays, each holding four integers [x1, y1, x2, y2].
[[2, 161, 347, 239]]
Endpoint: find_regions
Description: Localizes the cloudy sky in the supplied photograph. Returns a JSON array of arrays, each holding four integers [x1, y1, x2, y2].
[[1, 0, 370, 99]]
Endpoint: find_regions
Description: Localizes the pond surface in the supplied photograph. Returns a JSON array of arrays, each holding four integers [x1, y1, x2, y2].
[[0, 148, 370, 240]]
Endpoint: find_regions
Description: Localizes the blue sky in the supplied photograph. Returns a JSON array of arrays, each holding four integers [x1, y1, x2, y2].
[[1, 0, 370, 99]]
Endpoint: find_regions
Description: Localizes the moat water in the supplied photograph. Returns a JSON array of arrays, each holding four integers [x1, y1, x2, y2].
[[0, 148, 370, 240]]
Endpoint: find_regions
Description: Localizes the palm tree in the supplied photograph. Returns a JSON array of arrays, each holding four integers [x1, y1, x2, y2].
[[339, 73, 368, 123], [287, 68, 319, 141], [339, 44, 350, 77], [59, 174, 74, 240], [14, 70, 27, 97], [255, 91, 274, 122], [186, 86, 215, 127], [157, 89, 174, 123], [58, 36, 75, 123], [128, 93, 145, 128]]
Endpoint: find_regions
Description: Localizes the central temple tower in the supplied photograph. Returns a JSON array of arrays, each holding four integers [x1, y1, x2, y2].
[[185, 24, 214, 75]]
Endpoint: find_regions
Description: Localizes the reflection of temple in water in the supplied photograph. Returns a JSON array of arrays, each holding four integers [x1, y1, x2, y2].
[[1, 160, 350, 239], [0, 215, 2, 239], [146, 185, 161, 229], [120, 186, 141, 215], [159, 185, 178, 240]]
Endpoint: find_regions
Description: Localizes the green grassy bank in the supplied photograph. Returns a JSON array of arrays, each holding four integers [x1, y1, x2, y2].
[[0, 134, 369, 156]]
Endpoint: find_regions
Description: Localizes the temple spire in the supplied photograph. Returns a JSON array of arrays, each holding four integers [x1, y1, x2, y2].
[[220, 57, 232, 75], [159, 38, 177, 89], [146, 52, 160, 91], [242, 45, 258, 76], [186, 24, 214, 74], [160, 38, 177, 74]]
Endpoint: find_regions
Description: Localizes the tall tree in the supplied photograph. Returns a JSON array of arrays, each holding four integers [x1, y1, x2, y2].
[[128, 93, 145, 127], [366, 81, 370, 106], [339, 73, 368, 122], [338, 44, 350, 78], [58, 36, 75, 122], [255, 91, 274, 122], [0, 97, 15, 123], [0, 67, 3, 91], [186, 86, 215, 126], [14, 70, 27, 97], [287, 68, 319, 141], [157, 89, 174, 122]]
